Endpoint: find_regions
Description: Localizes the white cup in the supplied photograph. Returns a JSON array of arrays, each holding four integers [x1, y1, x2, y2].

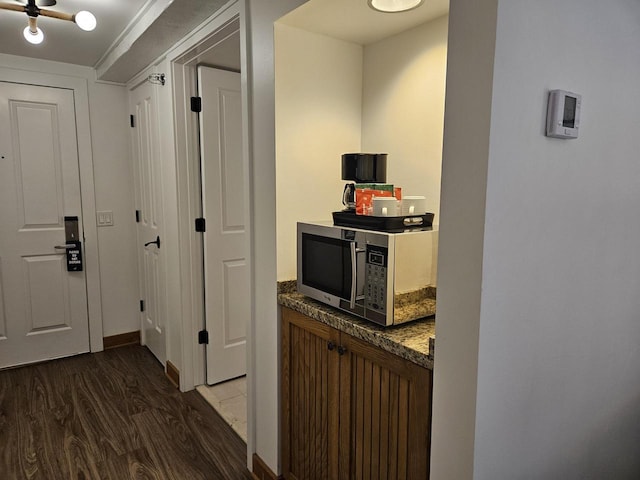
[[372, 197, 398, 216], [401, 196, 427, 216]]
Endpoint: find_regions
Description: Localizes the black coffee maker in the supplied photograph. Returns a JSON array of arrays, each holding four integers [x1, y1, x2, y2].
[[341, 153, 387, 211]]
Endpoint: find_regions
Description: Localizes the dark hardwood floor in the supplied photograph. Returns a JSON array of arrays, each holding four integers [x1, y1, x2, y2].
[[0, 345, 253, 480]]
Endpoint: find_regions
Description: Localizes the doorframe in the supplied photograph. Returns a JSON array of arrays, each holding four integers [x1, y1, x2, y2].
[[163, 0, 254, 463], [0, 66, 104, 352], [168, 6, 242, 390]]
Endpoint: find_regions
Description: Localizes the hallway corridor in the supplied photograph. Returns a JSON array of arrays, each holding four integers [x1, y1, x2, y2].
[[0, 345, 252, 479]]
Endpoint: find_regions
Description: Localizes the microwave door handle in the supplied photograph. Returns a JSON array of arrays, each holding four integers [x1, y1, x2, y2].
[[349, 243, 367, 309], [350, 241, 357, 308]]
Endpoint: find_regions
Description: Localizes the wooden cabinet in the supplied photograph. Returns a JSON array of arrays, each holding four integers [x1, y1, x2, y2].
[[281, 307, 432, 480]]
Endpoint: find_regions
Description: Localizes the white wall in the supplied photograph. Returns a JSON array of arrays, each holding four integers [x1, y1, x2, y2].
[[429, 0, 496, 476], [362, 15, 448, 222], [245, 0, 308, 472], [432, 0, 640, 478], [88, 81, 140, 337], [0, 54, 139, 339], [274, 24, 363, 280]]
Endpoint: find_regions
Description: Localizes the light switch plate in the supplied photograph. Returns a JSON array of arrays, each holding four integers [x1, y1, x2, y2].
[[97, 210, 114, 226]]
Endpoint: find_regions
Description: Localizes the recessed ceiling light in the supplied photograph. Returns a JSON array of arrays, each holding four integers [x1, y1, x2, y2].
[[368, 0, 425, 13]]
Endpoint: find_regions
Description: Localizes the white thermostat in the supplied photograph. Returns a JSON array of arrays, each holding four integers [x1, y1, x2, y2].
[[546, 89, 581, 139]]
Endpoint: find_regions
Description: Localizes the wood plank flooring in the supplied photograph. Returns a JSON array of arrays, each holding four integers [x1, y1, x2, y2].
[[0, 345, 253, 480]]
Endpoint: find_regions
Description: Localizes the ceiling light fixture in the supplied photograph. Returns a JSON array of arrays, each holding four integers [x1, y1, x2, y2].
[[368, 0, 424, 13], [23, 16, 43, 44], [0, 0, 96, 45]]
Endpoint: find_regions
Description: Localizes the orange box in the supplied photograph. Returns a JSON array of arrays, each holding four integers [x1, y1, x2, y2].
[[356, 188, 393, 215]]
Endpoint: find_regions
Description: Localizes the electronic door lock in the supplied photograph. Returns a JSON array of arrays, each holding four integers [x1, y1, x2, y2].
[[54, 244, 77, 250], [63, 216, 83, 272]]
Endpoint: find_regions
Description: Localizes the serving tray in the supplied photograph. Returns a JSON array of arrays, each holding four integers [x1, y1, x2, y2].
[[332, 210, 434, 232]]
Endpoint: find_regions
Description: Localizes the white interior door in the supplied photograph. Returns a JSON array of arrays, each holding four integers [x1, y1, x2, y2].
[[0, 81, 89, 369], [130, 80, 166, 365], [197, 66, 247, 385]]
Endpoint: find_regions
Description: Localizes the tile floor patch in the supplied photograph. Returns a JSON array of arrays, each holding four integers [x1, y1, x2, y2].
[[197, 376, 247, 442]]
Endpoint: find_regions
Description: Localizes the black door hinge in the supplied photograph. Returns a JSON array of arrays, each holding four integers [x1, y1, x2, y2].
[[195, 218, 206, 232], [130, 114, 135, 127], [198, 330, 209, 345], [135, 210, 141, 223], [190, 96, 202, 113], [140, 300, 145, 312]]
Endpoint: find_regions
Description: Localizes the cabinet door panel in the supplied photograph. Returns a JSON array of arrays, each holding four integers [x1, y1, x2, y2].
[[282, 308, 340, 480], [340, 334, 432, 480], [370, 362, 381, 477], [378, 367, 390, 479], [281, 307, 432, 479]]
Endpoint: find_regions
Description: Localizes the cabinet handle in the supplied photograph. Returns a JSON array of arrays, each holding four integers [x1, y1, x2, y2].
[[327, 341, 335, 351], [337, 345, 347, 356]]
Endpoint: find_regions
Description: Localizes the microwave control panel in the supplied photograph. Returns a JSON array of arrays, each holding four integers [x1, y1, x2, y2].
[[365, 244, 388, 313]]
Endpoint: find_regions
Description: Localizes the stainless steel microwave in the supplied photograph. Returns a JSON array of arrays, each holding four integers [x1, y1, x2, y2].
[[297, 222, 437, 326]]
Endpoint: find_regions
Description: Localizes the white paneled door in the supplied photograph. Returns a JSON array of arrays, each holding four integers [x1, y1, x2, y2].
[[130, 79, 166, 365], [0, 82, 89, 369], [197, 66, 247, 385]]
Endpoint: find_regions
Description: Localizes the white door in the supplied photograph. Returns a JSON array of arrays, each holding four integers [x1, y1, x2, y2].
[[197, 66, 247, 385], [130, 80, 166, 365], [0, 82, 89, 369]]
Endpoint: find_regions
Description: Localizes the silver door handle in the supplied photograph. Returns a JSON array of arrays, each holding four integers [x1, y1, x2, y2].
[[350, 242, 357, 308], [54, 244, 76, 249], [349, 243, 366, 309]]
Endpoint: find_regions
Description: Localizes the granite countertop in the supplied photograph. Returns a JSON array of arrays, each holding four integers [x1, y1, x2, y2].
[[277, 282, 435, 370]]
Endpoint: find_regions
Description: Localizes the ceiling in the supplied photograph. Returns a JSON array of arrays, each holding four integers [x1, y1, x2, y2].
[[0, 0, 448, 83], [0, 0, 148, 66], [0, 0, 233, 82], [278, 0, 450, 46], [96, 0, 230, 82]]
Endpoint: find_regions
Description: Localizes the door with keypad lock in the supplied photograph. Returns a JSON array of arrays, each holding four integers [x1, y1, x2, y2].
[[0, 81, 90, 368]]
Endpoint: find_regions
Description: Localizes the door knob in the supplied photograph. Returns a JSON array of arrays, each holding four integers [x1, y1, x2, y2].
[[144, 236, 161, 248], [54, 244, 77, 249]]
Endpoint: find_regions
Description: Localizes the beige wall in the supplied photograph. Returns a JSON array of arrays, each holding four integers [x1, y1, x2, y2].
[[275, 23, 363, 281], [274, 16, 448, 282], [362, 15, 448, 224]]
